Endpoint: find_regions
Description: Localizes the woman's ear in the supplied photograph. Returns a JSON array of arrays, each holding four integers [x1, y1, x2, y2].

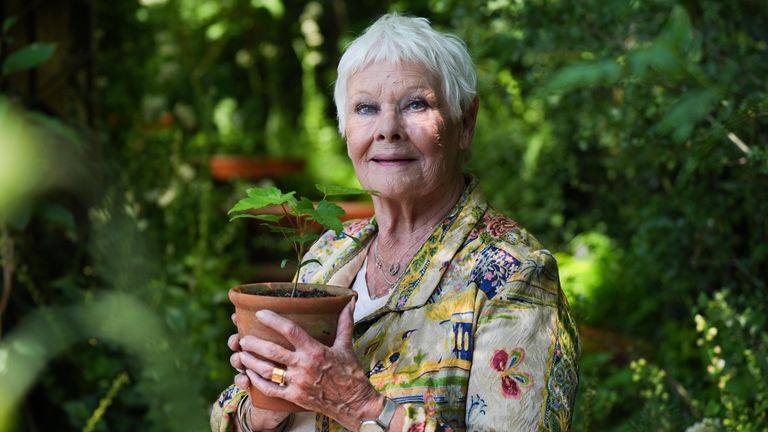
[[459, 97, 479, 151]]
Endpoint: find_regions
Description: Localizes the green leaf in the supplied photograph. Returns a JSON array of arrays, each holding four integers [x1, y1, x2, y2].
[[26, 111, 85, 151], [251, 214, 283, 222], [2, 42, 57, 75], [3, 16, 18, 34], [310, 200, 345, 233], [288, 232, 320, 245], [280, 259, 289, 268], [315, 184, 374, 196], [228, 213, 283, 222], [262, 224, 295, 234], [658, 88, 720, 142], [539, 59, 622, 95], [245, 186, 295, 201], [290, 197, 315, 217], [228, 187, 295, 214]]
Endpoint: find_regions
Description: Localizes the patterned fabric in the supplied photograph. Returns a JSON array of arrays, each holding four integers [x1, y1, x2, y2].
[[210, 178, 580, 432], [210, 384, 247, 432]]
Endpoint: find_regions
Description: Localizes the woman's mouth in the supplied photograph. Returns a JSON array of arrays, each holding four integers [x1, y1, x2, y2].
[[371, 157, 416, 166]]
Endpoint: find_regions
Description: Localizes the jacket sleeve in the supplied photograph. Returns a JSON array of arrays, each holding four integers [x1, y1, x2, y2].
[[462, 248, 580, 432], [210, 384, 247, 432]]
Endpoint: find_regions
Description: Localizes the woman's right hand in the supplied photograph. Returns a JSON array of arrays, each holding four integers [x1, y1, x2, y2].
[[229, 314, 291, 431]]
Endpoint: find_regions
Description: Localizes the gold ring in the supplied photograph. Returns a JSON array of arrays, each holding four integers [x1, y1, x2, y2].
[[271, 366, 287, 386]]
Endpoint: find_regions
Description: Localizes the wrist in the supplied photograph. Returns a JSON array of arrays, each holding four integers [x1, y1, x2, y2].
[[237, 395, 292, 432], [359, 396, 397, 432], [357, 394, 387, 425]]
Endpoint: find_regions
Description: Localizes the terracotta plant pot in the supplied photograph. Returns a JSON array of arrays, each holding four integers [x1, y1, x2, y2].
[[229, 282, 357, 411], [209, 155, 305, 181]]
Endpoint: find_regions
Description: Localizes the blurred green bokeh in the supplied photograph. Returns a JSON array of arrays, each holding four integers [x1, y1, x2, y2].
[[0, 0, 766, 430]]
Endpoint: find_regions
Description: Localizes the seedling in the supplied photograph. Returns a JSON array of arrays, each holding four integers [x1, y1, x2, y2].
[[228, 184, 371, 296]]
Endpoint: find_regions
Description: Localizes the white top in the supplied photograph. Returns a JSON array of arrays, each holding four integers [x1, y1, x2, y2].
[[352, 257, 391, 322], [292, 257, 390, 431]]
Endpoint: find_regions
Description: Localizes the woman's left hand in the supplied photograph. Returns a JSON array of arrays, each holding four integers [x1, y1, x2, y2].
[[238, 299, 386, 430]]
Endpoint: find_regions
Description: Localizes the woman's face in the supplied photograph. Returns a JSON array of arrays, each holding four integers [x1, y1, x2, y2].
[[344, 62, 472, 201]]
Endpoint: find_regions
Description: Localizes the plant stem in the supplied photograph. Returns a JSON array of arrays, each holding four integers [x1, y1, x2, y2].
[[280, 203, 301, 298]]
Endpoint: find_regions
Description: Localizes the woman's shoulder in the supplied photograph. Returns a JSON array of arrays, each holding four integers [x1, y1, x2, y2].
[[470, 205, 545, 257], [464, 205, 562, 298]]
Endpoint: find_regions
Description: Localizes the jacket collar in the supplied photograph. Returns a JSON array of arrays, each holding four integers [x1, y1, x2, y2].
[[303, 176, 487, 316]]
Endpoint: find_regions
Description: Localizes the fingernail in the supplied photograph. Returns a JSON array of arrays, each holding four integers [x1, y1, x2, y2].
[[255, 310, 269, 320]]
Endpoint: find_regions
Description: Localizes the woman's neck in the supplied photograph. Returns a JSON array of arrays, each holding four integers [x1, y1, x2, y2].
[[372, 176, 465, 241]]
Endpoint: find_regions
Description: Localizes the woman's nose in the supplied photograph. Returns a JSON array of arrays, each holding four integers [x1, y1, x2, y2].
[[376, 108, 405, 142]]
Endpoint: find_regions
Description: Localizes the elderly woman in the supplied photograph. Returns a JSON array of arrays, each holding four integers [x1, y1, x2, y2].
[[212, 13, 579, 432]]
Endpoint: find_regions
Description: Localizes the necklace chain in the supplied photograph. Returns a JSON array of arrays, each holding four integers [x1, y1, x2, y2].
[[371, 223, 435, 291]]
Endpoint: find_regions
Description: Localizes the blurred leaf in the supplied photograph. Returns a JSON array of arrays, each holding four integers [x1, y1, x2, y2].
[[660, 5, 695, 53], [26, 111, 85, 152], [658, 88, 720, 142], [2, 16, 17, 34], [628, 44, 679, 77], [540, 60, 622, 95], [41, 203, 78, 242], [1, 43, 56, 75], [251, 0, 284, 18]]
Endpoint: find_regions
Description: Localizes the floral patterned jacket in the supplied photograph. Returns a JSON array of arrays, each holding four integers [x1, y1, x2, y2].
[[211, 178, 580, 432]]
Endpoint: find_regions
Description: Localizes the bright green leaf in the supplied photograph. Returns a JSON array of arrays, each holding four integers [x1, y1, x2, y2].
[[310, 200, 345, 233], [280, 259, 289, 268], [251, 214, 283, 222], [2, 43, 57, 75], [228, 213, 283, 222], [290, 197, 315, 217], [228, 187, 294, 214]]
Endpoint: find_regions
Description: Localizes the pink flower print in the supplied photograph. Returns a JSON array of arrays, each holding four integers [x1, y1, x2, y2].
[[487, 217, 519, 238], [491, 349, 508, 372], [490, 348, 532, 399], [501, 375, 522, 398]]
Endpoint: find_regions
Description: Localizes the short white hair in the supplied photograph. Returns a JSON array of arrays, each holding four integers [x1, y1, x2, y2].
[[334, 13, 476, 136]]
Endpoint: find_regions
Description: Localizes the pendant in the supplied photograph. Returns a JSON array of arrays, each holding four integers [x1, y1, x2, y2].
[[388, 263, 400, 276]]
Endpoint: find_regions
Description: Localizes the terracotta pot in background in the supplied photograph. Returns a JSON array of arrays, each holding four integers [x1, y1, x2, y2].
[[210, 156, 305, 181], [229, 282, 357, 412]]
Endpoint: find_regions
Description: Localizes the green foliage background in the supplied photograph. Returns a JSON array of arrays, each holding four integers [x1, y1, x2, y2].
[[0, 0, 766, 430]]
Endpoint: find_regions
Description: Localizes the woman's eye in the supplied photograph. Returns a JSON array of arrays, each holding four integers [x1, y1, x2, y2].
[[355, 104, 378, 115], [406, 100, 427, 111]]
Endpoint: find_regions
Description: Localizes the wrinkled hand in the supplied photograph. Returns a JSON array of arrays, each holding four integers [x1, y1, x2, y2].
[[229, 314, 291, 431], [238, 299, 385, 430]]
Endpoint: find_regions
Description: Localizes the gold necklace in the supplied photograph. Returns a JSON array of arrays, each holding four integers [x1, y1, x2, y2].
[[372, 224, 435, 289]]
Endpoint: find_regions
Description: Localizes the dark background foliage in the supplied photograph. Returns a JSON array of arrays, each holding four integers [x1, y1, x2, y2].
[[0, 0, 766, 430]]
